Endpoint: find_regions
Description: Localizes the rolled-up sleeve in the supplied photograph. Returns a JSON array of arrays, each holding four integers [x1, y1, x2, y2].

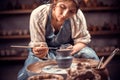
[[29, 5, 49, 47], [71, 9, 91, 45]]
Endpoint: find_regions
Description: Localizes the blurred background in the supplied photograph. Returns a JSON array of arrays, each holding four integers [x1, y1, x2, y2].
[[0, 0, 120, 80]]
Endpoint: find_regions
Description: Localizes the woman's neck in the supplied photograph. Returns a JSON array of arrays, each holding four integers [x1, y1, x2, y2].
[[51, 11, 64, 31]]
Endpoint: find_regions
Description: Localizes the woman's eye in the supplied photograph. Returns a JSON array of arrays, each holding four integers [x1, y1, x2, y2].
[[59, 4, 66, 9]]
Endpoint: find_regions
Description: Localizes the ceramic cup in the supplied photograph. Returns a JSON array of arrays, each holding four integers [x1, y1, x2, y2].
[[56, 49, 73, 57], [56, 56, 73, 68], [56, 48, 73, 68]]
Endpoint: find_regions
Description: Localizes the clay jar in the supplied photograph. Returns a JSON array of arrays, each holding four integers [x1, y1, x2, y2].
[[56, 49, 73, 68]]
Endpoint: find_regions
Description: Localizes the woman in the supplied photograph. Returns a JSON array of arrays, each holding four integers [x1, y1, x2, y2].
[[18, 0, 99, 80]]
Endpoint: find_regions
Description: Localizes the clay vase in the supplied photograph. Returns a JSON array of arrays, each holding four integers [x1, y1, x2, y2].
[[56, 49, 73, 68]]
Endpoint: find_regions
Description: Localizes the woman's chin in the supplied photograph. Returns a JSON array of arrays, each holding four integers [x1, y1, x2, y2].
[[57, 19, 65, 23], [56, 17, 65, 22]]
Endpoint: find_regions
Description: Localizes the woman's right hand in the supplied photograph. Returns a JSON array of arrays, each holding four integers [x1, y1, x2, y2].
[[32, 46, 49, 58]]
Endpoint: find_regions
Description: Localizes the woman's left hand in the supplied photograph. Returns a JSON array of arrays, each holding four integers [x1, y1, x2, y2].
[[70, 43, 86, 55]]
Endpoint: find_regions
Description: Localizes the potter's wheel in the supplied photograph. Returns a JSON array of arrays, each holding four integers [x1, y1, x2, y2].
[[41, 63, 77, 74], [27, 58, 110, 80], [27, 58, 99, 76]]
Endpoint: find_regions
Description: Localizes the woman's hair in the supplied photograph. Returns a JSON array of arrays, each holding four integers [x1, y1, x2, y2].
[[51, 0, 80, 10]]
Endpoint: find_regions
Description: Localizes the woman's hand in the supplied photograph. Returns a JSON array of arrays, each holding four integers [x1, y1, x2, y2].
[[71, 43, 86, 55], [32, 46, 49, 58]]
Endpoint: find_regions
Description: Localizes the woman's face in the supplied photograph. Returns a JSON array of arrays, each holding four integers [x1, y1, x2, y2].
[[52, 1, 77, 22]]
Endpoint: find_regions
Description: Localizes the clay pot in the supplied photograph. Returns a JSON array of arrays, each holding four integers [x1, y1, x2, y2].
[[56, 49, 73, 68], [56, 49, 72, 57], [56, 56, 73, 68]]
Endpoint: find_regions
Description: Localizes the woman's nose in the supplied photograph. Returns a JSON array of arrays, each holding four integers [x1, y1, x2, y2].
[[63, 9, 69, 17]]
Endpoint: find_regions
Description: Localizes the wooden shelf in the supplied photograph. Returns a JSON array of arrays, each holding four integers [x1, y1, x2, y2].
[[97, 52, 120, 56], [0, 35, 30, 39], [0, 31, 119, 39], [0, 9, 32, 15], [81, 7, 120, 12], [0, 7, 119, 15], [90, 30, 120, 36], [97, 52, 111, 56], [0, 52, 119, 61], [0, 56, 27, 61]]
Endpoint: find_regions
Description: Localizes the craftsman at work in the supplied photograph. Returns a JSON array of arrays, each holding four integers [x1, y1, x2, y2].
[[17, 0, 99, 80]]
